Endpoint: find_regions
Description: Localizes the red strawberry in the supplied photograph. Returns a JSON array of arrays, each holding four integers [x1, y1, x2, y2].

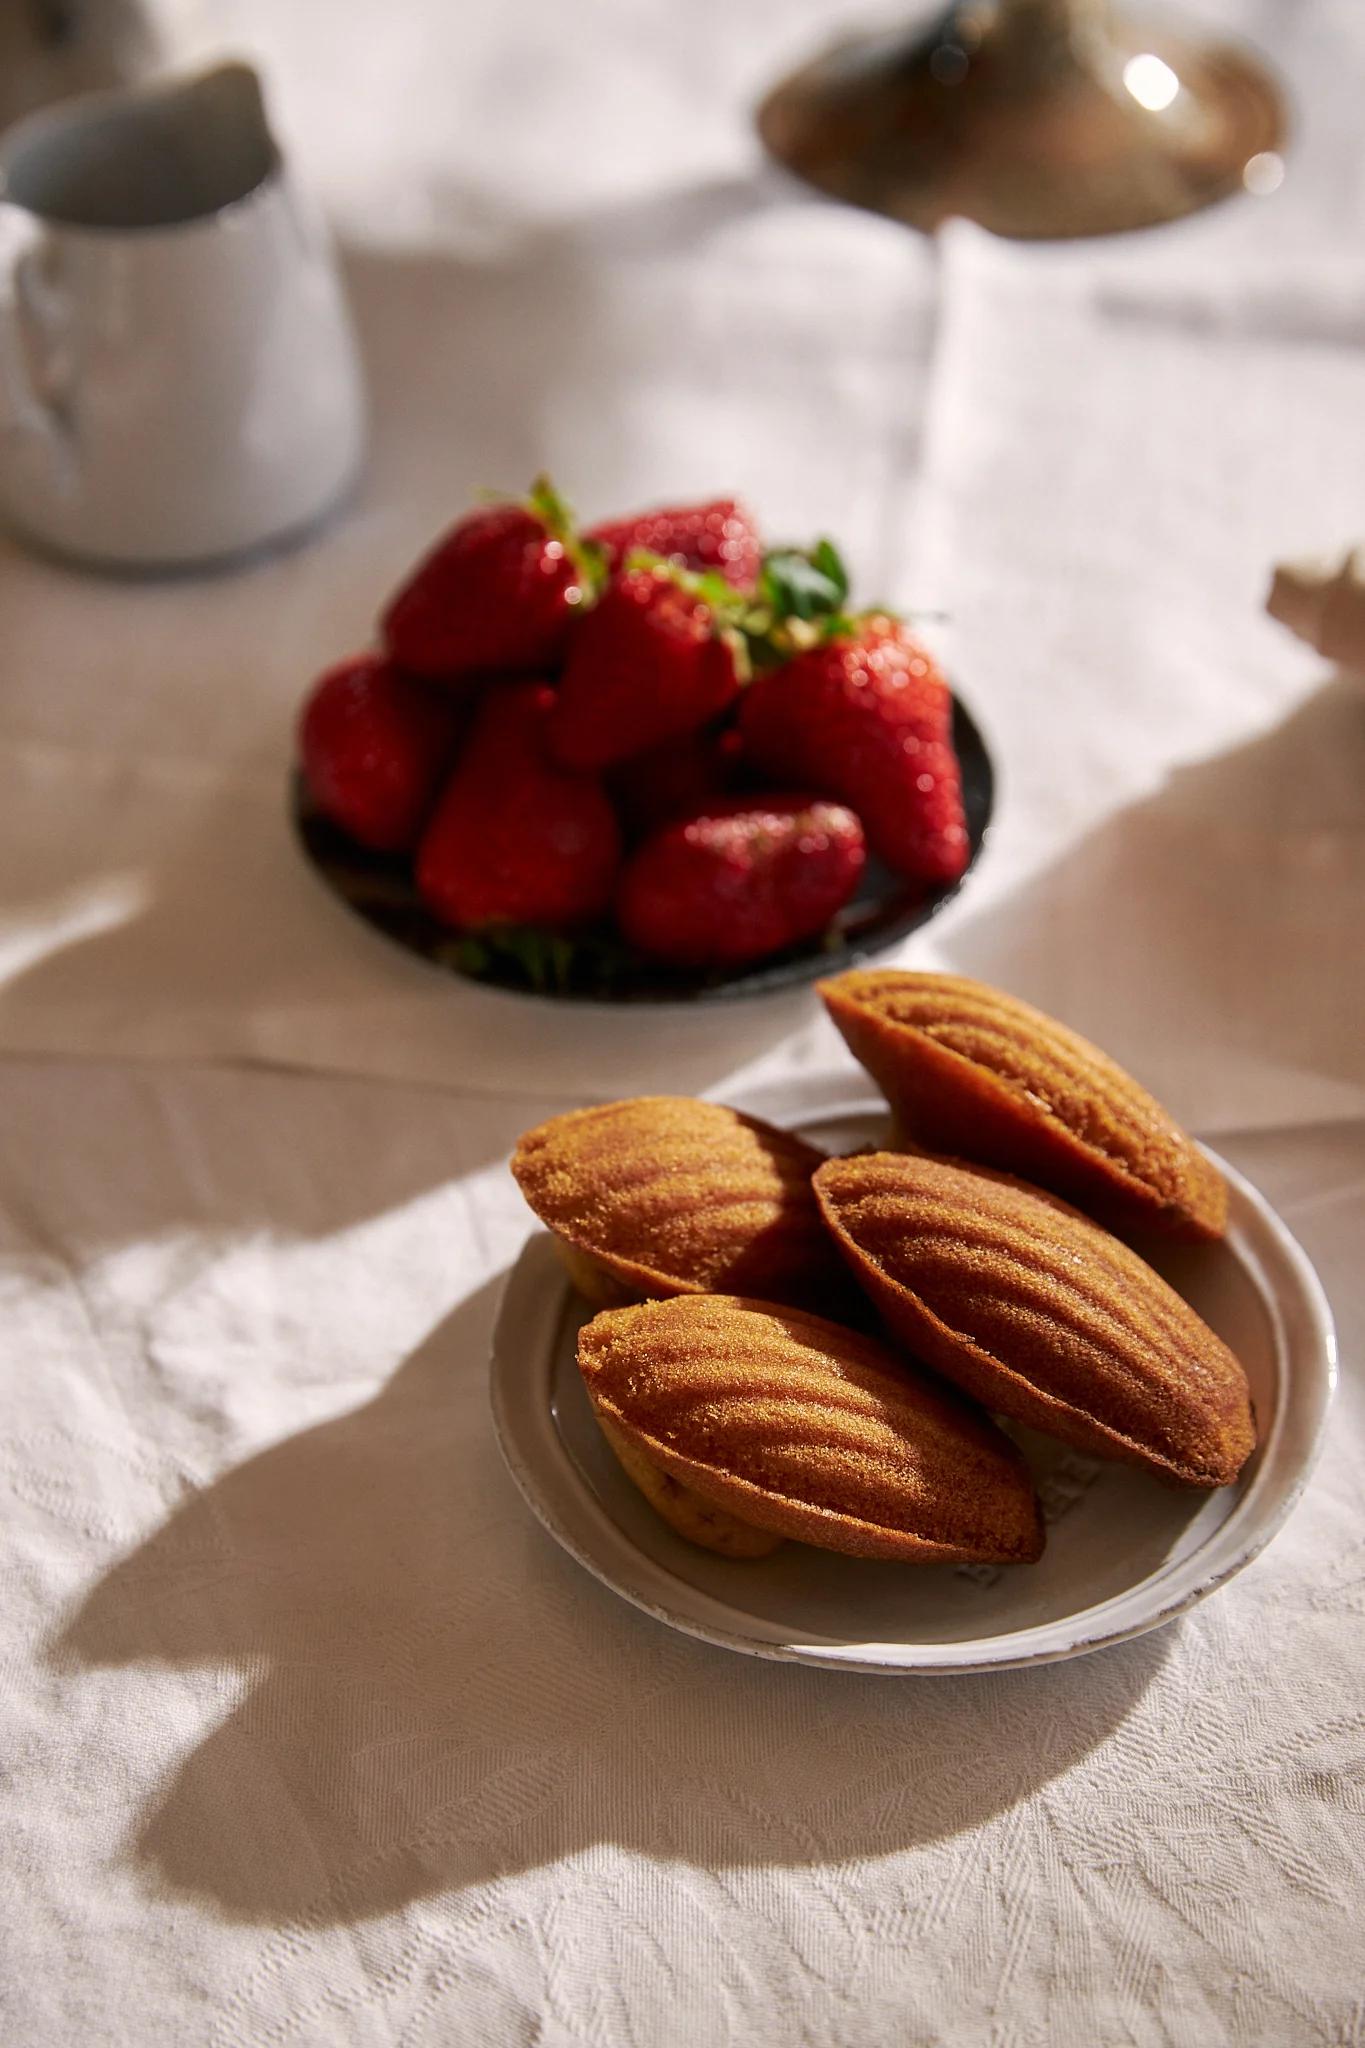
[[617, 796, 866, 969], [740, 620, 969, 884], [609, 725, 745, 839], [298, 653, 465, 853], [585, 498, 762, 589], [416, 682, 620, 929], [382, 479, 593, 682], [548, 565, 742, 772]]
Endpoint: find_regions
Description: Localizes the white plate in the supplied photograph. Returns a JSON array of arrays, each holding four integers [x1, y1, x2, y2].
[[489, 1098, 1336, 1674]]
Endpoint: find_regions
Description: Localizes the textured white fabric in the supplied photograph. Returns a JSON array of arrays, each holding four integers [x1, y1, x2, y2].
[[2, 1059, 1363, 2047], [3, 0, 1365, 2041]]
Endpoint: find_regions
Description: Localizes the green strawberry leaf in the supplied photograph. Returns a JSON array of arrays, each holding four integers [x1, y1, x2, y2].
[[623, 546, 674, 577], [692, 568, 749, 612], [758, 540, 850, 623], [479, 924, 574, 994], [614, 529, 893, 679], [811, 538, 851, 604], [446, 923, 639, 996]]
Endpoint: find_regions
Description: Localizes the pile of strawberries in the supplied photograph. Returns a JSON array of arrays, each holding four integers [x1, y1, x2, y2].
[[297, 480, 970, 985]]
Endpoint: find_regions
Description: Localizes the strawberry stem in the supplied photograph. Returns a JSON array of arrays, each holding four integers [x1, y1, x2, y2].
[[524, 474, 610, 599], [622, 538, 888, 673], [526, 473, 576, 540]]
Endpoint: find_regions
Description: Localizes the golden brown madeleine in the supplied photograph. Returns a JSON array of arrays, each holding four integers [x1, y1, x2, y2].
[[818, 969, 1227, 1242], [511, 1096, 845, 1310], [578, 1293, 1044, 1564], [814, 1152, 1256, 1488], [594, 1414, 784, 1558]]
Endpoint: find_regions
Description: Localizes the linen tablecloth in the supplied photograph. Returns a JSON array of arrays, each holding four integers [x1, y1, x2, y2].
[[4, 1061, 1363, 2046], [2, 0, 1363, 2041]]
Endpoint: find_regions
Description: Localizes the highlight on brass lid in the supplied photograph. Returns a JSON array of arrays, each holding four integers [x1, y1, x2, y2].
[[818, 969, 1227, 1242]]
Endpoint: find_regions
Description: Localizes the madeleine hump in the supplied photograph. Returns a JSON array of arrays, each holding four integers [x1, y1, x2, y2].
[[577, 1293, 1045, 1564], [511, 1096, 844, 1311], [818, 969, 1227, 1242], [814, 1151, 1256, 1488]]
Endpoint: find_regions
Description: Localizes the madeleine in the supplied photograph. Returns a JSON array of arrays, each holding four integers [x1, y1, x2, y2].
[[819, 969, 1226, 1242], [814, 1150, 1255, 1488], [511, 1096, 844, 1311], [578, 1293, 1044, 1564]]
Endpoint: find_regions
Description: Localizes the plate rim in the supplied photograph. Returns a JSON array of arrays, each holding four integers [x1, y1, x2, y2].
[[489, 1102, 1338, 1674]]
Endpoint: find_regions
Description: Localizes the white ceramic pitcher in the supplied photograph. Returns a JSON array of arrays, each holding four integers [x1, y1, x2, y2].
[[0, 61, 366, 569]]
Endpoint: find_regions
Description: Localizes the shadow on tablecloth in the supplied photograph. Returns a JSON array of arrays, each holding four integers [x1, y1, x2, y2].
[[57, 1273, 1171, 1928], [941, 673, 1365, 1133]]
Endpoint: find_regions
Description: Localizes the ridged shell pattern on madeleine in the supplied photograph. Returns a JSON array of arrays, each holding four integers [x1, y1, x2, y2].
[[818, 969, 1227, 1242], [511, 1096, 844, 1311], [578, 1294, 1045, 1564], [814, 1152, 1256, 1488]]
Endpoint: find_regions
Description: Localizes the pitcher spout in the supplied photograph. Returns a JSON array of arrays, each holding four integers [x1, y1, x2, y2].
[[122, 60, 281, 222], [166, 61, 279, 186], [0, 59, 280, 232]]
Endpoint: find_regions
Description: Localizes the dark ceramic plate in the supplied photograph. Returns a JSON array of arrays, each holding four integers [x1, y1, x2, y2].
[[290, 694, 994, 1003]]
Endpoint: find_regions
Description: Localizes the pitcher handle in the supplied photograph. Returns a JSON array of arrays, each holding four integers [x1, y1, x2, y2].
[[0, 208, 71, 470]]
